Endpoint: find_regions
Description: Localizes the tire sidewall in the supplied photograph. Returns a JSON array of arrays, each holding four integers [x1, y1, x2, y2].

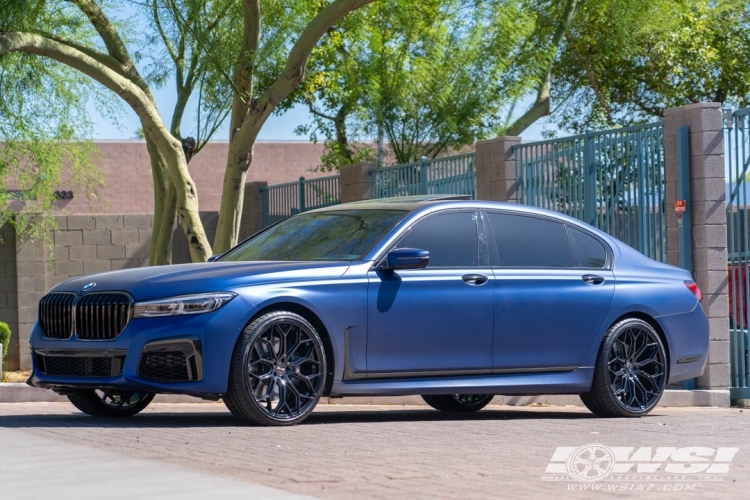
[[600, 318, 668, 417], [229, 311, 327, 425]]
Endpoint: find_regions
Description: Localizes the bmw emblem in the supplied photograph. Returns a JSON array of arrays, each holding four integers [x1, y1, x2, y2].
[[82, 282, 97, 292]]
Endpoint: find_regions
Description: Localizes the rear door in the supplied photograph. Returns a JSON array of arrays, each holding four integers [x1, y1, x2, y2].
[[366, 210, 494, 376], [486, 212, 615, 371]]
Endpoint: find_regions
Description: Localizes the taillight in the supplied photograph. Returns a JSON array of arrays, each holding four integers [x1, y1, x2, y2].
[[685, 281, 702, 302]]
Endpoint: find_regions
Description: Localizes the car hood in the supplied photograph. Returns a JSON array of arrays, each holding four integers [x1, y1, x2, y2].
[[48, 261, 351, 301]]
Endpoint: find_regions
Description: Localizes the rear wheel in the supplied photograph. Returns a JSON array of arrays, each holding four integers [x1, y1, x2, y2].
[[224, 311, 327, 426], [421, 394, 494, 412], [580, 318, 667, 417], [67, 390, 154, 418]]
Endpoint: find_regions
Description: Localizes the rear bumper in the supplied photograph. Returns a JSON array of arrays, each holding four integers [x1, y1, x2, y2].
[[659, 304, 710, 384]]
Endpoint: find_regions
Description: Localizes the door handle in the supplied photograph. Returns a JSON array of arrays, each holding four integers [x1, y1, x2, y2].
[[582, 274, 605, 285], [462, 274, 488, 286]]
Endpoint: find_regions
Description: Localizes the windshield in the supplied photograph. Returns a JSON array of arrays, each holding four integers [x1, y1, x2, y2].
[[221, 209, 408, 262]]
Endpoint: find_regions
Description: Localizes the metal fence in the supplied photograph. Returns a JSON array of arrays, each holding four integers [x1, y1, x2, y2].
[[725, 107, 750, 399], [371, 153, 476, 199], [260, 175, 340, 228], [513, 122, 666, 262]]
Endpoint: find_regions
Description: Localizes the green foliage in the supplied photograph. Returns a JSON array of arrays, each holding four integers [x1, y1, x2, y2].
[[294, 0, 559, 168], [552, 0, 750, 132], [0, 0, 106, 240], [0, 321, 10, 363]]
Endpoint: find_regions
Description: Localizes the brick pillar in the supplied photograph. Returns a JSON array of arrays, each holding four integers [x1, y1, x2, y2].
[[340, 162, 376, 203], [475, 136, 521, 201], [14, 228, 49, 371], [239, 182, 267, 240], [665, 103, 728, 393]]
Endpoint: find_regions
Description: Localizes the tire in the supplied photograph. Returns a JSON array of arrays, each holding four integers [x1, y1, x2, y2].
[[580, 318, 667, 418], [67, 390, 155, 418], [224, 311, 327, 426], [421, 394, 494, 412]]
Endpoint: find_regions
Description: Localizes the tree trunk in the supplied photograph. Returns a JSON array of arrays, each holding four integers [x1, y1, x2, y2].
[[145, 135, 173, 265]]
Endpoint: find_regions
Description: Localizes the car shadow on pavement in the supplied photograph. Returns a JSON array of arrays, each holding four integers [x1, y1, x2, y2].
[[0, 406, 597, 428]]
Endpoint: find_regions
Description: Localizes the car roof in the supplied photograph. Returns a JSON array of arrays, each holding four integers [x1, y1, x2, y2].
[[309, 195, 619, 245]]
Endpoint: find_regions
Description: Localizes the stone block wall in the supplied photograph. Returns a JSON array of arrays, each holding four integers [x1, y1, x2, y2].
[[1, 212, 222, 370]]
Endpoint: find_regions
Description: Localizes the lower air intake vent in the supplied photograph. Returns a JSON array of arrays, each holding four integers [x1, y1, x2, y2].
[[36, 355, 124, 377], [139, 352, 191, 382]]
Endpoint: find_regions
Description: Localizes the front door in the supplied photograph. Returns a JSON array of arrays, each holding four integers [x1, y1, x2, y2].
[[366, 211, 494, 376]]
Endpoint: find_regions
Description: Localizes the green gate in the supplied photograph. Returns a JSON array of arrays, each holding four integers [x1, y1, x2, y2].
[[371, 153, 476, 199], [260, 175, 340, 228], [726, 108, 750, 399], [512, 122, 666, 262]]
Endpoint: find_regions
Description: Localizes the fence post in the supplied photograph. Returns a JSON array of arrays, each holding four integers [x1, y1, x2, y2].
[[340, 162, 377, 203], [665, 103, 728, 400], [475, 136, 521, 201], [420, 156, 429, 195], [298, 176, 306, 213], [584, 131, 597, 226]]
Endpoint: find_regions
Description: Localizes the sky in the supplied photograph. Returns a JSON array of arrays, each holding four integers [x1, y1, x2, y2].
[[87, 2, 559, 144]]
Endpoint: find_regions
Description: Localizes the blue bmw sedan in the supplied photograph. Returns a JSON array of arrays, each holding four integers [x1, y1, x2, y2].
[[28, 196, 708, 425]]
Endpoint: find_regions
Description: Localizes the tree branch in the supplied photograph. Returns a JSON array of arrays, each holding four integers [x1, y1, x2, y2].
[[505, 0, 580, 137], [229, 0, 261, 136], [237, 0, 377, 146], [69, 0, 133, 67]]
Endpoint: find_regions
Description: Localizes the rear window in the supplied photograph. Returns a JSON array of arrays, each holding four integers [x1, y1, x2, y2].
[[568, 226, 607, 268], [488, 213, 574, 268]]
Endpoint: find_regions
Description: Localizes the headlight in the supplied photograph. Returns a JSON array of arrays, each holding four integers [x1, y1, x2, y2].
[[133, 292, 237, 318]]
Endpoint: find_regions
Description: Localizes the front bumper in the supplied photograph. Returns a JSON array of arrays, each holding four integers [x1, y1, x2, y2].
[[28, 296, 256, 396]]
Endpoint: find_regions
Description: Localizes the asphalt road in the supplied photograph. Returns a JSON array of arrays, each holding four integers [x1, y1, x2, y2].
[[0, 402, 748, 499]]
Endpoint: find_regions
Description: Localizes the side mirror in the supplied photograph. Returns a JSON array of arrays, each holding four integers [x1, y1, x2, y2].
[[207, 254, 222, 262], [383, 248, 429, 271]]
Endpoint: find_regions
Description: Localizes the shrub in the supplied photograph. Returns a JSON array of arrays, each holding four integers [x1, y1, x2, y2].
[[0, 321, 10, 363]]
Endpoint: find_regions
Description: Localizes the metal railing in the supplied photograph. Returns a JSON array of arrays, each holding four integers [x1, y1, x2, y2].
[[513, 122, 666, 262], [725, 107, 750, 399], [260, 175, 340, 228], [371, 153, 476, 199]]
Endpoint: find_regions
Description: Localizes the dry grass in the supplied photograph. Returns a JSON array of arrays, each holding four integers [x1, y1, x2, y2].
[[2, 371, 31, 383]]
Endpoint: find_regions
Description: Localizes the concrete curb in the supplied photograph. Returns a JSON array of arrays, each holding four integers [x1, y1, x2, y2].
[[0, 383, 219, 404], [0, 383, 731, 407]]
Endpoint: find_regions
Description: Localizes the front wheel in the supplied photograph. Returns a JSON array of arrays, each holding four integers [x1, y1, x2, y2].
[[224, 311, 327, 426], [421, 394, 494, 412], [67, 390, 155, 418], [580, 318, 667, 417]]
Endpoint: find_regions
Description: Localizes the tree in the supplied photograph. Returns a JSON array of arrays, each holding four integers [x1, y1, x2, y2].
[[0, 0, 104, 241], [550, 0, 750, 132], [295, 0, 582, 167], [296, 0, 539, 168], [1, 0, 377, 260]]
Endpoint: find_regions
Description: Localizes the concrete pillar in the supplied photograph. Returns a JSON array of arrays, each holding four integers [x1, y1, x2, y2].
[[664, 103, 729, 393], [239, 182, 268, 239], [340, 162, 376, 203], [0, 222, 19, 371], [475, 136, 521, 202]]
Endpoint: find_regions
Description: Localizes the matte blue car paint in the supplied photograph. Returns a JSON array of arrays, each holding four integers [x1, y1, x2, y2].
[[366, 267, 495, 374], [29, 199, 710, 399], [492, 268, 615, 370]]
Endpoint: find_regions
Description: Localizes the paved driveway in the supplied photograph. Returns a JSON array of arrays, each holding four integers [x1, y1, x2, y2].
[[0, 403, 748, 499]]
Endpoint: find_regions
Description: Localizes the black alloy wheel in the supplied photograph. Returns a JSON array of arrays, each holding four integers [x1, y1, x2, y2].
[[421, 394, 494, 412], [581, 318, 667, 417], [225, 311, 327, 426], [67, 390, 155, 417]]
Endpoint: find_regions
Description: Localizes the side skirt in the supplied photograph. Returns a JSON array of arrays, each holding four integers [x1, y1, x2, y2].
[[330, 368, 594, 398]]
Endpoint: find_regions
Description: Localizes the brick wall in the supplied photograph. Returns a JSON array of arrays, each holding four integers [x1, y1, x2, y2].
[[48, 141, 328, 215], [0, 223, 18, 367]]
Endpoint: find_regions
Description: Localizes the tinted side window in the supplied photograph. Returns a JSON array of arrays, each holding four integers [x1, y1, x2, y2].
[[397, 212, 478, 267], [568, 226, 607, 268], [488, 213, 574, 267]]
